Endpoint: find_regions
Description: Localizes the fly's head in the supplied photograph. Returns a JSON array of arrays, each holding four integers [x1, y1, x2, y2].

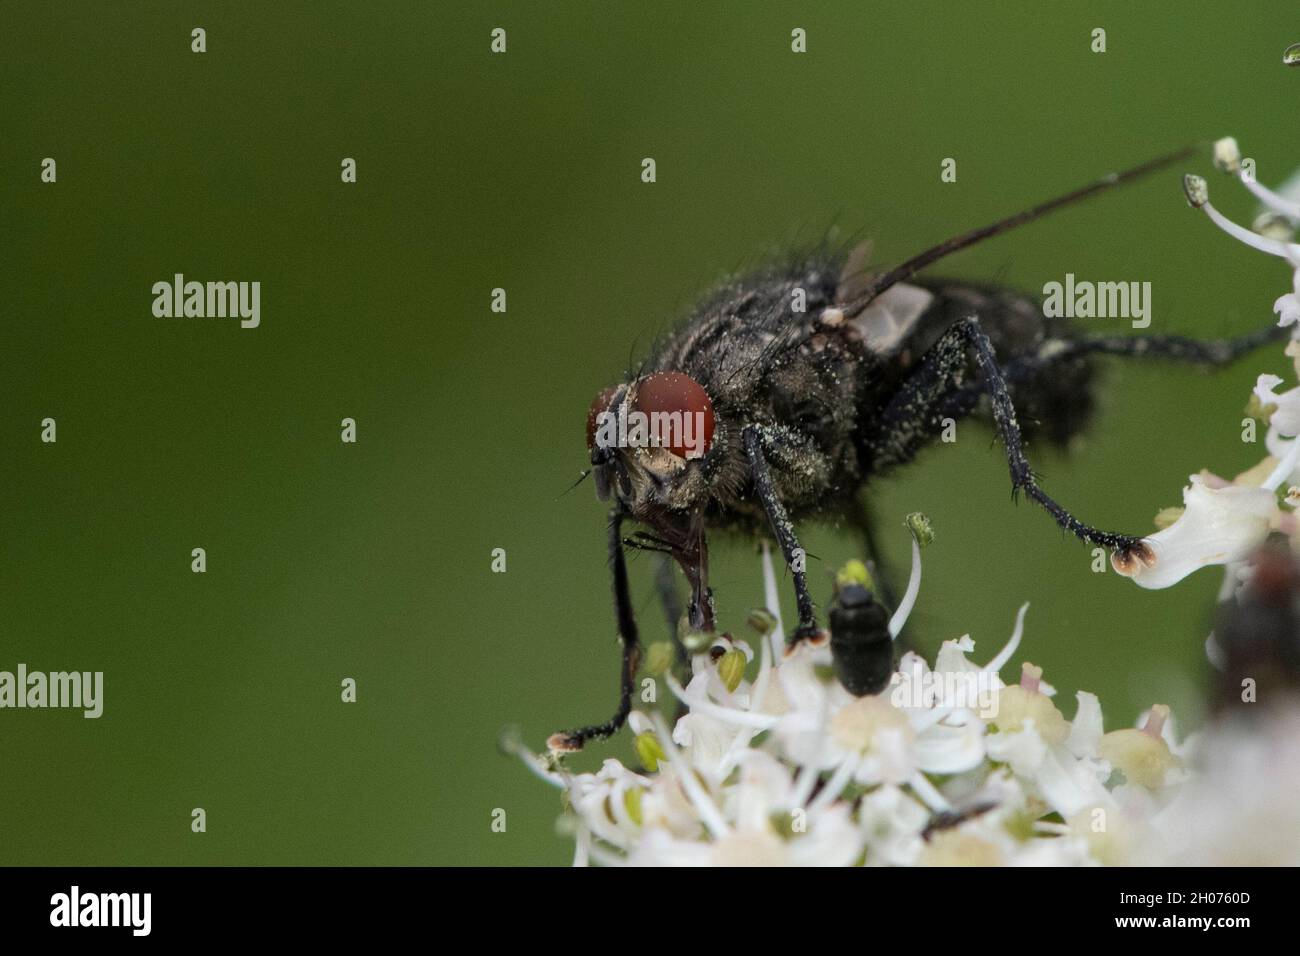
[[585, 371, 719, 524]]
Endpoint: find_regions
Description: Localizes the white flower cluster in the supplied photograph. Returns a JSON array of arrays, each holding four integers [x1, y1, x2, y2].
[[516, 543, 1206, 866], [513, 139, 1300, 866], [1114, 137, 1300, 593]]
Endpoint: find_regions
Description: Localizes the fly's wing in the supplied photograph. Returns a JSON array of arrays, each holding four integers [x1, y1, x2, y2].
[[832, 148, 1197, 355], [835, 237, 875, 301], [834, 240, 934, 355]]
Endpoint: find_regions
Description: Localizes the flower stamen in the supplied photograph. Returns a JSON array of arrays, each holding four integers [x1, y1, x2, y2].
[[1185, 174, 1300, 259]]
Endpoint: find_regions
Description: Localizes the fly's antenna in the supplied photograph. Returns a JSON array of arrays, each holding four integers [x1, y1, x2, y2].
[[557, 469, 592, 499], [840, 144, 1199, 318]]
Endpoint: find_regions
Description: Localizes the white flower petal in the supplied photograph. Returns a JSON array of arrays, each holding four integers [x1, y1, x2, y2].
[[934, 636, 980, 675], [1032, 750, 1114, 819], [912, 715, 986, 774], [1115, 476, 1277, 589], [1256, 373, 1300, 435], [1066, 691, 1104, 758], [986, 725, 1048, 776], [1274, 293, 1300, 328]]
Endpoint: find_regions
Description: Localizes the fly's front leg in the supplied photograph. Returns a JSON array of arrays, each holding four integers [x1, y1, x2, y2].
[[548, 509, 641, 752], [741, 424, 822, 644]]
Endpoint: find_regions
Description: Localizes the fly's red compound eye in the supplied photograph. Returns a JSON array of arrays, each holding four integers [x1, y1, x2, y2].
[[586, 386, 620, 450], [632, 372, 715, 459]]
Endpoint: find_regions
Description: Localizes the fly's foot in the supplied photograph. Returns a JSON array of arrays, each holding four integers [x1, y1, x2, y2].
[[546, 732, 585, 753], [1111, 538, 1156, 576], [790, 622, 829, 647]]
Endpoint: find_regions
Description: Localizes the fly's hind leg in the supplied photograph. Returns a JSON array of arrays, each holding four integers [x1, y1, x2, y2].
[[1071, 324, 1288, 364], [930, 323, 1288, 445]]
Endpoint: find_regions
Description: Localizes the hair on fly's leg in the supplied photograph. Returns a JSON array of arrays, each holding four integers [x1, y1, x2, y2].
[[862, 314, 1154, 563]]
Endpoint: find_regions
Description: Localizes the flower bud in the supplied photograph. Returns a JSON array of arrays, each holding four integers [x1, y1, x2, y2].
[[1212, 137, 1241, 174], [643, 641, 675, 676], [634, 731, 666, 772], [746, 607, 778, 635], [992, 663, 1070, 745], [623, 787, 644, 826], [717, 648, 747, 693], [1098, 705, 1181, 789], [679, 625, 712, 655], [1183, 174, 1209, 208], [905, 512, 935, 547]]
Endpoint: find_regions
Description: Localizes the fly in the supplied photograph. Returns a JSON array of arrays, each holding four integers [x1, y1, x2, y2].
[[551, 145, 1286, 751]]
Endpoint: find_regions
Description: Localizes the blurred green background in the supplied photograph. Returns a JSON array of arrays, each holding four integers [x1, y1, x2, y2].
[[1, 2, 1296, 865]]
